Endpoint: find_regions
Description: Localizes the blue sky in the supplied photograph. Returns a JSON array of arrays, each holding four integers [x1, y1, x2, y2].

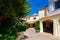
[[26, 0, 48, 16]]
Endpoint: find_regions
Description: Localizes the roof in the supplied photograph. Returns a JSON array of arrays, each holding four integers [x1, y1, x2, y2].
[[40, 13, 60, 19], [33, 14, 38, 16], [39, 5, 49, 11], [53, 0, 58, 2]]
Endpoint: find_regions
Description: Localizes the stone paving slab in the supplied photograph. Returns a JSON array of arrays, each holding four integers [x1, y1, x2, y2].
[[21, 28, 60, 40]]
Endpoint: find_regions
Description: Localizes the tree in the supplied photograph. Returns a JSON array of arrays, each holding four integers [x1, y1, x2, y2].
[[0, 0, 30, 18], [0, 0, 30, 40]]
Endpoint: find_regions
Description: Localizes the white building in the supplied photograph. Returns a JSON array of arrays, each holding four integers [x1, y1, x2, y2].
[[39, 0, 60, 37], [25, 0, 60, 37], [26, 14, 39, 28]]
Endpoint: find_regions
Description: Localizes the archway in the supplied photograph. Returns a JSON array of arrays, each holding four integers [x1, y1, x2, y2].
[[28, 23, 35, 28], [43, 20, 53, 34], [28, 21, 35, 28]]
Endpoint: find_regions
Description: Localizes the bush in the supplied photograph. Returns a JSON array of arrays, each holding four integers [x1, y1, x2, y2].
[[15, 25, 27, 32], [0, 0, 30, 39], [23, 23, 28, 29], [0, 34, 16, 40], [0, 17, 29, 40], [34, 21, 40, 30]]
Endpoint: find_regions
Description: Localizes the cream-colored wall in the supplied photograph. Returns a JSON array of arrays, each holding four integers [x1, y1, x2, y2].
[[26, 16, 34, 23], [39, 15, 60, 37], [39, 0, 60, 37], [39, 10, 45, 18], [34, 16, 39, 21], [26, 15, 39, 23], [45, 7, 50, 16]]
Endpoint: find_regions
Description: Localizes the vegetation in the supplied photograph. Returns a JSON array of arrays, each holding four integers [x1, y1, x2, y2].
[[0, 0, 30, 40], [34, 21, 40, 32], [15, 18, 28, 32]]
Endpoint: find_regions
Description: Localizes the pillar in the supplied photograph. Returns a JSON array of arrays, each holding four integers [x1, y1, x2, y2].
[[53, 19, 58, 37], [57, 20, 60, 37], [40, 21, 43, 33]]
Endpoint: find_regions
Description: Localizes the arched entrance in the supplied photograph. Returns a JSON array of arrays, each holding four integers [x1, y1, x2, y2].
[[43, 20, 53, 34], [28, 21, 35, 28], [28, 23, 34, 28]]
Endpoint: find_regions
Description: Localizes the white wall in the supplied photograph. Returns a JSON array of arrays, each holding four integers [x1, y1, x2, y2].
[[34, 16, 39, 21], [50, 9, 60, 15], [48, 0, 55, 13], [26, 17, 34, 22], [39, 10, 45, 18], [26, 15, 39, 23], [47, 0, 60, 16]]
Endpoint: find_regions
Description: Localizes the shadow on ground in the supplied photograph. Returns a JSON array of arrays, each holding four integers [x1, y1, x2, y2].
[[21, 35, 28, 40]]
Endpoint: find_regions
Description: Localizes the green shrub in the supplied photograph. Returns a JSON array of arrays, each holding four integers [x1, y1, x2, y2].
[[34, 21, 40, 30], [23, 23, 28, 29], [0, 17, 17, 40], [0, 0, 30, 39], [15, 25, 27, 32], [0, 34, 16, 40]]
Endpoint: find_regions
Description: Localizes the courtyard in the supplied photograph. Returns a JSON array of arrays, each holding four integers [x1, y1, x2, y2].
[[21, 28, 60, 40]]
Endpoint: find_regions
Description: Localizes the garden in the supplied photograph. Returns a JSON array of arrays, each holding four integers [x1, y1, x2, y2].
[[0, 0, 30, 40]]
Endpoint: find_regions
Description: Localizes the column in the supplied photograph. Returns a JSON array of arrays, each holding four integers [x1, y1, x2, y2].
[[57, 20, 60, 37], [53, 19, 58, 37], [40, 21, 43, 33]]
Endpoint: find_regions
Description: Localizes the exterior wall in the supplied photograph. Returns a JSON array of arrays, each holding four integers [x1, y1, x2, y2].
[[38, 0, 60, 37], [33, 16, 39, 21], [26, 0, 60, 37], [50, 9, 60, 16], [30, 17, 34, 21], [26, 14, 39, 28], [26, 14, 39, 23], [40, 15, 60, 37], [26, 16, 34, 23], [45, 6, 50, 16], [39, 0, 60, 18], [48, 0, 55, 13], [48, 0, 60, 15], [39, 10, 45, 18]]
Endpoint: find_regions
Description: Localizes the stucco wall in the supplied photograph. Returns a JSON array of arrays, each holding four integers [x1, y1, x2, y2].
[[40, 15, 60, 37], [26, 15, 39, 23], [39, 10, 45, 18]]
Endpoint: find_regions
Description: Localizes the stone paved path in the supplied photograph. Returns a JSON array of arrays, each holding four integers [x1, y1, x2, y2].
[[22, 28, 60, 40]]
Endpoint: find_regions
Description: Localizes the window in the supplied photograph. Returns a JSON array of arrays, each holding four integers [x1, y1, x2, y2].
[[55, 0, 60, 9], [34, 17, 36, 20]]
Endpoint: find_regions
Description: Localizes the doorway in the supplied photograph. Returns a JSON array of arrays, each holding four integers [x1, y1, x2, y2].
[[28, 23, 34, 28], [43, 20, 53, 34]]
